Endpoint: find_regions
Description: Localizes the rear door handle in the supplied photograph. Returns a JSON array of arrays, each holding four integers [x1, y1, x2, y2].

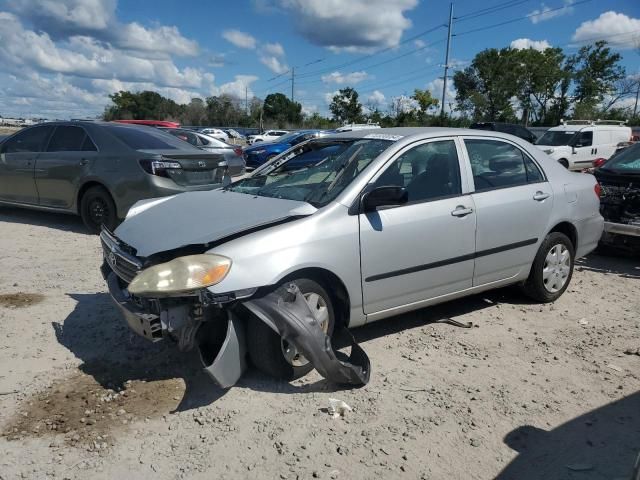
[[451, 206, 474, 217], [79, 158, 88, 166], [533, 191, 550, 201]]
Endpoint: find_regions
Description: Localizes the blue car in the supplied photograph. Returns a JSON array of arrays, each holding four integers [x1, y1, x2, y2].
[[243, 130, 325, 169]]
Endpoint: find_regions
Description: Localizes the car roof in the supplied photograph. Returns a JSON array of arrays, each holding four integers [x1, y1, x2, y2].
[[326, 126, 514, 140]]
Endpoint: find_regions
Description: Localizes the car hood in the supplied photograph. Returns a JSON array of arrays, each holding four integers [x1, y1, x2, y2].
[[114, 189, 317, 257]]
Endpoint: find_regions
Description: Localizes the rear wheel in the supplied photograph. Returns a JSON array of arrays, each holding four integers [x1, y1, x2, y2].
[[247, 277, 335, 380], [80, 186, 118, 234], [558, 158, 569, 169], [521, 232, 574, 302]]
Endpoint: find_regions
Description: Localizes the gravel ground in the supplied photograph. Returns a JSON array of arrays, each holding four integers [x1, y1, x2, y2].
[[0, 206, 639, 480]]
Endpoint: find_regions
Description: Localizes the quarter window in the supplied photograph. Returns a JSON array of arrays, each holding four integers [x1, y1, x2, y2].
[[465, 139, 544, 191], [373, 140, 462, 203], [1, 125, 53, 153], [47, 126, 88, 152]]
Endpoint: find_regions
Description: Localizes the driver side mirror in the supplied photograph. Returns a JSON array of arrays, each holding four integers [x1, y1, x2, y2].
[[362, 186, 408, 212]]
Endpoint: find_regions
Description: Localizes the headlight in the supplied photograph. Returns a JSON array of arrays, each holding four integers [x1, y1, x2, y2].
[[128, 254, 231, 296]]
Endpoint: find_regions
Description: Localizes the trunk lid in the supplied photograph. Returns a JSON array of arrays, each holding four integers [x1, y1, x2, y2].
[[114, 189, 317, 257]]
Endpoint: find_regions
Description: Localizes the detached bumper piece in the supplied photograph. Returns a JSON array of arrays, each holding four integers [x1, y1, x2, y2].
[[243, 284, 371, 386], [603, 221, 640, 237]]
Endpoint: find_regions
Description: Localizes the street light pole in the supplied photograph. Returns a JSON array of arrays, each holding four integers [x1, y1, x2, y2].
[[440, 3, 454, 120]]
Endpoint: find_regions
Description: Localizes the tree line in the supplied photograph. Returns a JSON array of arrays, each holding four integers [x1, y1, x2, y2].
[[103, 40, 638, 129]]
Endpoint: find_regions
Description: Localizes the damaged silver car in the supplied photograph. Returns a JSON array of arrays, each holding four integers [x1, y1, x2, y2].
[[100, 128, 604, 388]]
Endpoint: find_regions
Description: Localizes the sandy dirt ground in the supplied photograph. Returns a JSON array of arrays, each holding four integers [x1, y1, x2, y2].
[[0, 206, 638, 480]]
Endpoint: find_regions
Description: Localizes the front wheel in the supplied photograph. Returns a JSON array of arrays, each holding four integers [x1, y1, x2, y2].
[[80, 186, 118, 234], [521, 232, 575, 303], [246, 277, 335, 381]]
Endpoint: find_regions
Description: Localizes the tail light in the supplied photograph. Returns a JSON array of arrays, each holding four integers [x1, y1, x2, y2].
[[233, 147, 243, 156], [139, 159, 182, 178], [592, 157, 607, 169], [594, 183, 602, 199]]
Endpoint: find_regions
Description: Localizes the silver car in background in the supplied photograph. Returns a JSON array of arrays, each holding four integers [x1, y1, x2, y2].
[[101, 127, 604, 387]]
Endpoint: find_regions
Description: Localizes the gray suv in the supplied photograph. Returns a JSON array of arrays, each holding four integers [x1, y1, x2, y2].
[[0, 121, 244, 232]]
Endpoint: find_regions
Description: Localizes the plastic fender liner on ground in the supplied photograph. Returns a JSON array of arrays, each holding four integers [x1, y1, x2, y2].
[[243, 283, 371, 386]]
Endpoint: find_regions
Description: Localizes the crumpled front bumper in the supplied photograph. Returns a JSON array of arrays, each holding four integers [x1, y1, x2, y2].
[[104, 269, 247, 388]]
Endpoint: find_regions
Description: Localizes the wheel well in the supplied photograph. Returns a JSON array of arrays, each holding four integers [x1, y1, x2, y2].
[[76, 181, 108, 214], [281, 268, 351, 328], [549, 222, 577, 249]]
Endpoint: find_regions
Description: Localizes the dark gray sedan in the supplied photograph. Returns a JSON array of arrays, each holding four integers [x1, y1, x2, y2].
[[0, 121, 241, 232]]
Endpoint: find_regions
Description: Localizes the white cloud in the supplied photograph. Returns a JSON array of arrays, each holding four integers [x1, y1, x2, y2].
[[321, 71, 370, 85], [414, 39, 426, 48], [118, 23, 199, 57], [572, 11, 640, 50], [263, 42, 285, 57], [215, 75, 259, 98], [390, 95, 419, 114], [277, 0, 418, 51], [510, 38, 551, 51], [324, 90, 340, 104], [426, 78, 455, 113], [367, 90, 386, 107], [222, 29, 257, 49], [301, 104, 318, 116], [260, 55, 289, 74], [528, 0, 574, 24]]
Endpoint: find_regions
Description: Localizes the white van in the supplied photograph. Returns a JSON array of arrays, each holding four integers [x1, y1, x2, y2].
[[535, 120, 632, 170]]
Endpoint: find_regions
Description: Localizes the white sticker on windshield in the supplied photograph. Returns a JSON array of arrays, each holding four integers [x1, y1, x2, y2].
[[364, 133, 403, 141]]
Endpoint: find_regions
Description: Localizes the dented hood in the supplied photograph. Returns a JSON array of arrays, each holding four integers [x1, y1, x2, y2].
[[114, 189, 317, 257]]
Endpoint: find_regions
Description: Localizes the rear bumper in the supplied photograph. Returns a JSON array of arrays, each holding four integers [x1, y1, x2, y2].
[[603, 221, 640, 237], [575, 214, 604, 258]]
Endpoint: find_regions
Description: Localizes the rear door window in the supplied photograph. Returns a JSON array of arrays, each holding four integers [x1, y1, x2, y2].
[[106, 126, 181, 150], [1, 125, 54, 153], [465, 139, 544, 191], [47, 126, 87, 152]]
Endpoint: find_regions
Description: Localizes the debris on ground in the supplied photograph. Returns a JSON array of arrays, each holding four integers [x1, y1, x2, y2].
[[328, 399, 352, 419]]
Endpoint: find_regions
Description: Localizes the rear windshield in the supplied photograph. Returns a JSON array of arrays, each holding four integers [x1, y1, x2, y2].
[[536, 130, 577, 146], [600, 143, 640, 173], [105, 125, 191, 150]]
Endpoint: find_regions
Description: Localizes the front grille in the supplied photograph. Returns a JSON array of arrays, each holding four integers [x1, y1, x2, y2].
[[100, 230, 143, 283]]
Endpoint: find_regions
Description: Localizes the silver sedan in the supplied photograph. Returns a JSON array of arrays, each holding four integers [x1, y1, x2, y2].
[[101, 128, 604, 387]]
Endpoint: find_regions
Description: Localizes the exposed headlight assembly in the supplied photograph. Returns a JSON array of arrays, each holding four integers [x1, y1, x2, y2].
[[128, 254, 231, 296]]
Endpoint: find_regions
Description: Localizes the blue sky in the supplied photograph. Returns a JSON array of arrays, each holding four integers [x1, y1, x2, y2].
[[0, 0, 638, 119]]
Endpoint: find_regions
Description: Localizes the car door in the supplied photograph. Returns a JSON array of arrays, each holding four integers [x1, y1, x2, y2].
[[461, 136, 552, 286], [35, 125, 98, 208], [359, 138, 476, 315], [0, 124, 54, 204], [570, 130, 594, 169]]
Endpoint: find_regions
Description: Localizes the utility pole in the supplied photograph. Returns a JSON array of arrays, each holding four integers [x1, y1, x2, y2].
[[440, 3, 453, 120], [633, 79, 639, 118], [291, 67, 295, 103], [245, 86, 248, 116]]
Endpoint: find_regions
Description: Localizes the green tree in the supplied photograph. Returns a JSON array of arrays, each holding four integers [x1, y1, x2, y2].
[[411, 88, 439, 120], [103, 90, 183, 121], [571, 40, 625, 113], [182, 98, 206, 126], [330, 87, 363, 123], [263, 93, 302, 126], [453, 48, 518, 121]]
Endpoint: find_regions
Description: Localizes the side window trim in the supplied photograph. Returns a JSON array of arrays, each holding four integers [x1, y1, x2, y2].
[[83, 128, 99, 152], [365, 136, 471, 210], [459, 135, 547, 194]]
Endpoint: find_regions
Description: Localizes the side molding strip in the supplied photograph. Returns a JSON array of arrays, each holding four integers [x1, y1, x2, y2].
[[365, 238, 538, 282]]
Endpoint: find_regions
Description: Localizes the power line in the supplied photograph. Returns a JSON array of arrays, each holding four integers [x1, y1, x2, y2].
[[453, 0, 592, 37], [454, 0, 531, 22]]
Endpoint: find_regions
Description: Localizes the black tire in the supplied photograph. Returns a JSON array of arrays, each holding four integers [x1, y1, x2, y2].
[[246, 277, 335, 381], [558, 158, 569, 169], [80, 186, 118, 234], [521, 232, 575, 303]]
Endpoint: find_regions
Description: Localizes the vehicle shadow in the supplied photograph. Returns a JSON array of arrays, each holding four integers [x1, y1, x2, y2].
[[576, 252, 640, 280], [53, 293, 226, 412], [497, 391, 640, 480], [0, 206, 89, 234]]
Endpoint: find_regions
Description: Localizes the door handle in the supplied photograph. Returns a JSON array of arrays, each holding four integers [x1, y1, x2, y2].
[[533, 191, 550, 201], [79, 158, 88, 166], [594, 148, 597, 154], [451, 206, 473, 217]]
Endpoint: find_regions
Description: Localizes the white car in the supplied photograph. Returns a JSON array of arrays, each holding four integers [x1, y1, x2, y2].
[[200, 128, 229, 141], [247, 130, 288, 145], [535, 120, 632, 170], [335, 122, 381, 132]]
